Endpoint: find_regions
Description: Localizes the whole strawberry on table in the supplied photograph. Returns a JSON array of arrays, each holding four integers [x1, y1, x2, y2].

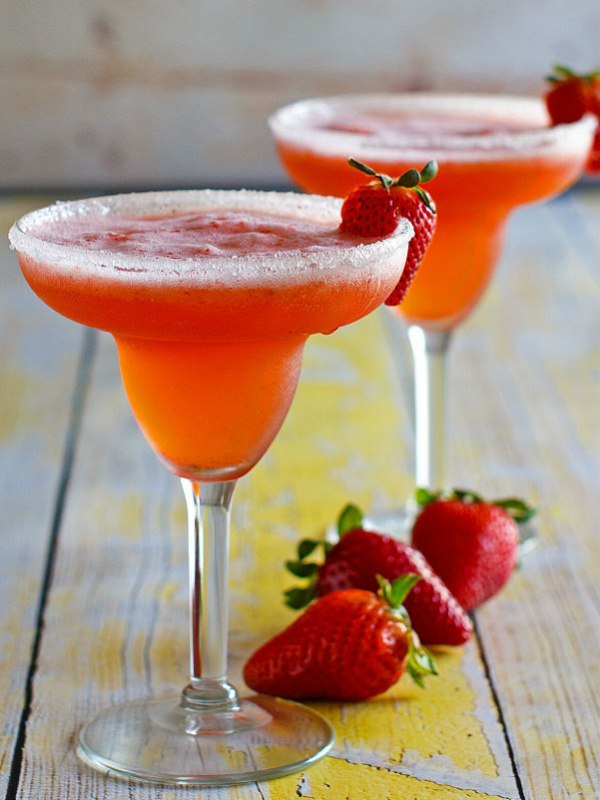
[[284, 503, 473, 647], [410, 488, 537, 612], [243, 574, 437, 702], [243, 489, 536, 702]]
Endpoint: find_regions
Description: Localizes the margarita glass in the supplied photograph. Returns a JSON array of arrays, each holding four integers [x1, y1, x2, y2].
[[9, 189, 411, 786], [270, 94, 595, 534]]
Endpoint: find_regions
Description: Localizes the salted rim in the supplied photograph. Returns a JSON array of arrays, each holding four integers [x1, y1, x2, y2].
[[8, 188, 413, 286], [269, 93, 597, 163]]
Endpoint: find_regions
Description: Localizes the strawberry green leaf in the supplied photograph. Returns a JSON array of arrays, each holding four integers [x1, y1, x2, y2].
[[377, 575, 437, 688], [284, 585, 316, 610], [348, 157, 378, 177], [390, 573, 421, 606], [451, 489, 484, 504], [285, 560, 319, 578], [377, 573, 421, 608], [553, 65, 576, 79], [419, 161, 438, 183], [416, 487, 538, 524], [415, 487, 443, 507], [492, 497, 538, 524], [406, 639, 438, 688], [283, 533, 331, 611], [546, 65, 600, 84], [337, 503, 364, 537], [414, 186, 436, 210], [347, 158, 393, 191], [297, 538, 320, 560], [396, 168, 421, 189]]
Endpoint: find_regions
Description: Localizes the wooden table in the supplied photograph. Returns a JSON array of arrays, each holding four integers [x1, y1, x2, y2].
[[1, 189, 598, 800]]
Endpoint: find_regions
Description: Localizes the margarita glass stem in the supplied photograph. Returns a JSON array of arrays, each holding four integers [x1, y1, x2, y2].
[[407, 325, 451, 494], [180, 478, 240, 714]]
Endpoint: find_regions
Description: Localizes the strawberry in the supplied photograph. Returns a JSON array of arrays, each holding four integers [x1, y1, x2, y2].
[[243, 575, 436, 701], [284, 505, 472, 646], [545, 65, 600, 174], [339, 159, 437, 305], [411, 489, 537, 611]]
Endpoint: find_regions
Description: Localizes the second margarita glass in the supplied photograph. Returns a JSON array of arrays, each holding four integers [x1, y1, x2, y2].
[[270, 93, 595, 535]]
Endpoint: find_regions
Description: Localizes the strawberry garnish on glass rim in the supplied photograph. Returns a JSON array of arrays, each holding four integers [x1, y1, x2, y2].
[[339, 158, 438, 305], [544, 65, 600, 174]]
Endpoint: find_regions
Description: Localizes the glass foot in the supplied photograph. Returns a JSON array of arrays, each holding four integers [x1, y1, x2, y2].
[[77, 694, 334, 787]]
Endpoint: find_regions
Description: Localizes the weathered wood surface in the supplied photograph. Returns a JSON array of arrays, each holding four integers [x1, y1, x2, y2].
[[0, 189, 598, 799], [0, 197, 87, 798]]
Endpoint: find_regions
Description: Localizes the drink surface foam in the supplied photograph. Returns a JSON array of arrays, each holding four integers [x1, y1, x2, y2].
[[270, 94, 597, 163], [10, 189, 412, 288]]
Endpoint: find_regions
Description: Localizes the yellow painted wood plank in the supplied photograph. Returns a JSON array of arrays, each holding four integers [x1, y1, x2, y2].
[[269, 757, 513, 800]]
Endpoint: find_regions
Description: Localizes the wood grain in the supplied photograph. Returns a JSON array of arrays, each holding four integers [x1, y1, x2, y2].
[[463, 190, 600, 800], [0, 189, 598, 799], [0, 198, 87, 797]]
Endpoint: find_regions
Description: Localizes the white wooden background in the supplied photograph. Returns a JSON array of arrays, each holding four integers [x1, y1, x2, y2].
[[1, 0, 599, 190]]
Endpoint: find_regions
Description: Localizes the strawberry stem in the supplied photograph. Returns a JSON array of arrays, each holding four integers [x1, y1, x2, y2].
[[406, 637, 438, 688], [347, 158, 438, 213], [414, 487, 538, 524], [419, 160, 438, 183], [377, 575, 437, 688], [546, 64, 600, 84], [348, 158, 394, 192], [492, 497, 538, 524], [337, 503, 364, 536], [284, 584, 318, 610], [377, 573, 421, 608], [297, 538, 320, 559], [395, 168, 421, 188]]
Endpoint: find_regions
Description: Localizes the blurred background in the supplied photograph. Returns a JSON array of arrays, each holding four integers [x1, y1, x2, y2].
[[1, 0, 599, 192]]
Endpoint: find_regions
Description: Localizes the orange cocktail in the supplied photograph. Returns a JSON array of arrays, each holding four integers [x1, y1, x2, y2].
[[270, 94, 595, 330], [270, 94, 595, 521], [12, 190, 410, 481], [9, 189, 412, 786]]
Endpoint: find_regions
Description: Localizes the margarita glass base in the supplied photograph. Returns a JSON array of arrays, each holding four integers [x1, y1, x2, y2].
[[77, 694, 334, 786]]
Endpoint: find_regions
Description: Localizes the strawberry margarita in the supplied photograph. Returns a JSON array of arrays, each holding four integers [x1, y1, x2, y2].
[[9, 188, 412, 785], [270, 93, 595, 519], [270, 94, 595, 329], [11, 190, 411, 481]]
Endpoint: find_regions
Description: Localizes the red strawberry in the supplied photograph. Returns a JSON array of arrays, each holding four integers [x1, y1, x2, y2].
[[545, 65, 600, 174], [411, 489, 537, 611], [284, 505, 472, 646], [244, 575, 436, 701], [339, 159, 437, 305]]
